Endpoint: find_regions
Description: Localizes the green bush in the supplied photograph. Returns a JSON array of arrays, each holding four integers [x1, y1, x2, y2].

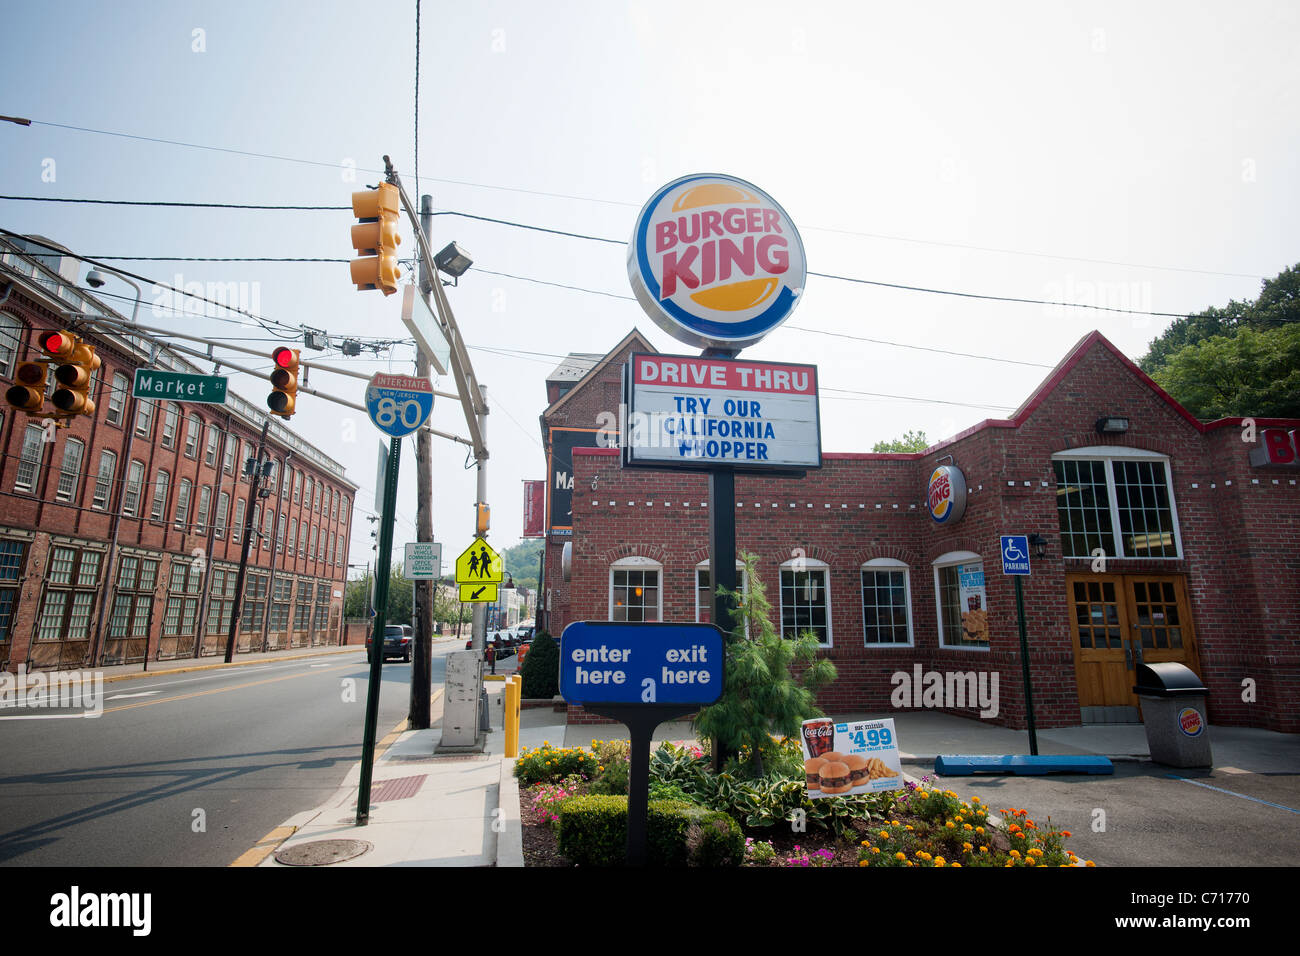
[[513, 742, 597, 786], [556, 796, 743, 867], [520, 631, 559, 699], [590, 758, 629, 795]]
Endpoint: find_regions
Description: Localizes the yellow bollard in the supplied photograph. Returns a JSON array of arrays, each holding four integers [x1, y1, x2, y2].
[[505, 675, 520, 758]]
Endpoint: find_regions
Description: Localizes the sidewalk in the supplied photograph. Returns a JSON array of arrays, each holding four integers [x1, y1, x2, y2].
[[245, 694, 1300, 867]]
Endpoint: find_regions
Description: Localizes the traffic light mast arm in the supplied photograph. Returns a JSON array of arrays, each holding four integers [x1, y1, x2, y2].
[[382, 157, 488, 463]]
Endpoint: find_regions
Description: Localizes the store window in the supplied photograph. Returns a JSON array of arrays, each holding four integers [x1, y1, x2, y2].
[[862, 558, 913, 646], [1052, 449, 1182, 559], [109, 555, 159, 639], [35, 547, 103, 641], [241, 573, 268, 631], [933, 551, 988, 649], [0, 540, 26, 644], [206, 567, 237, 635], [780, 558, 831, 645], [162, 560, 204, 639], [609, 556, 661, 622]]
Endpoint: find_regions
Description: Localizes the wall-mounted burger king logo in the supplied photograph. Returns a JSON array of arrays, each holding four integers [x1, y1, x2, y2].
[[628, 173, 806, 350], [926, 464, 967, 524], [1178, 707, 1205, 737]]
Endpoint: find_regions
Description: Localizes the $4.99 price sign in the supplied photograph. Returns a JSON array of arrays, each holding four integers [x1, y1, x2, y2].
[[365, 373, 434, 438], [799, 716, 904, 799]]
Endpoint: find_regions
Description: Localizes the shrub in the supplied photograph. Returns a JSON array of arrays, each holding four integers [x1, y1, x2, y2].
[[590, 759, 630, 795], [513, 742, 596, 786], [556, 796, 743, 867], [520, 630, 558, 699]]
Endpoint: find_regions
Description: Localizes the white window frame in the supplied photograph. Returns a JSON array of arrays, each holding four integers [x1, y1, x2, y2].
[[608, 555, 663, 622], [14, 423, 46, 493], [92, 450, 117, 510], [0, 312, 23, 378], [861, 557, 914, 648], [185, 414, 202, 458], [778, 556, 832, 647], [56, 437, 85, 502], [175, 478, 193, 531], [106, 373, 128, 426], [694, 559, 749, 634], [1052, 447, 1184, 560], [134, 398, 155, 438], [161, 403, 179, 449], [151, 469, 171, 522], [932, 550, 989, 652]]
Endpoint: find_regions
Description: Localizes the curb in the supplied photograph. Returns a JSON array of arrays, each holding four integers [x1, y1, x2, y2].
[[497, 758, 524, 868]]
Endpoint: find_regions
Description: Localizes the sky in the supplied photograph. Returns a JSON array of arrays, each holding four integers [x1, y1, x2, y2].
[[3, 0, 1298, 578]]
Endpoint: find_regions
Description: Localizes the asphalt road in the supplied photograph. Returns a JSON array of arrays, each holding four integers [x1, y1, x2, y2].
[[0, 647, 450, 867], [927, 761, 1300, 867]]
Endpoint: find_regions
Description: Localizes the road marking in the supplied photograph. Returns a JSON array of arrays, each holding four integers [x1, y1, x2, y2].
[[103, 661, 358, 715], [230, 825, 299, 868], [105, 691, 161, 701], [1167, 774, 1300, 815], [308, 663, 331, 669]]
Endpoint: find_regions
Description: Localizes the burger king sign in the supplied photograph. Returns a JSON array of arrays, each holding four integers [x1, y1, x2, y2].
[[628, 174, 807, 350]]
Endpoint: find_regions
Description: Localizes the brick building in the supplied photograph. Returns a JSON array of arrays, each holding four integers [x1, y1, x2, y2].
[[540, 328, 1299, 733], [0, 235, 357, 671]]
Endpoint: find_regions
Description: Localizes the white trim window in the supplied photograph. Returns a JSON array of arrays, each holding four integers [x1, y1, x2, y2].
[[56, 437, 85, 502], [695, 560, 747, 630], [609, 556, 661, 622], [862, 558, 913, 646], [151, 469, 171, 522], [122, 460, 145, 517], [185, 414, 202, 458], [92, 450, 117, 509], [175, 479, 192, 531], [161, 403, 179, 449], [204, 426, 219, 467], [14, 424, 46, 493], [134, 398, 155, 438], [933, 551, 988, 650], [0, 311, 24, 377], [1052, 448, 1183, 559], [779, 557, 831, 645], [105, 373, 129, 426]]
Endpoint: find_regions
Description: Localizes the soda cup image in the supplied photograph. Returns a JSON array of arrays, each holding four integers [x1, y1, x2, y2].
[[801, 718, 835, 758]]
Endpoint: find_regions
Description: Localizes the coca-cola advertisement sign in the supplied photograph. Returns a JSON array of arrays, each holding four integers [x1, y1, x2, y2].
[[798, 717, 904, 799]]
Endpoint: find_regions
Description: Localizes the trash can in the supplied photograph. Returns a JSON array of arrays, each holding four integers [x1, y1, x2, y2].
[[1133, 662, 1212, 768]]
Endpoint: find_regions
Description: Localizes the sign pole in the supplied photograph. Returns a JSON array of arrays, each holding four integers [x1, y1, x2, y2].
[[1014, 575, 1039, 756], [357, 435, 402, 825]]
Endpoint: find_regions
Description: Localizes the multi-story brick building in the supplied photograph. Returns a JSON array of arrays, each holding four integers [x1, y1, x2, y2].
[[540, 328, 1300, 733], [0, 235, 357, 671]]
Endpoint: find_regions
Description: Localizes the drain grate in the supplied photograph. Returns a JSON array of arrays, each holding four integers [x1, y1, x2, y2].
[[275, 839, 372, 867], [370, 774, 427, 802]]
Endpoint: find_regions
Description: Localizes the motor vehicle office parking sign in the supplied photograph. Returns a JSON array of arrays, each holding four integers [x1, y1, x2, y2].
[[365, 373, 433, 437]]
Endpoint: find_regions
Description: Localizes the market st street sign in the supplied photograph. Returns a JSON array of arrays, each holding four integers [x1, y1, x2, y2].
[[133, 369, 228, 405]]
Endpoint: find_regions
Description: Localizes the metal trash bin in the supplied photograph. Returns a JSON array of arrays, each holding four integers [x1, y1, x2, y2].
[[1133, 662, 1212, 768]]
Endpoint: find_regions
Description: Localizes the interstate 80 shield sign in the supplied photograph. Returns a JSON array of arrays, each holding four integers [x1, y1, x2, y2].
[[365, 373, 433, 438]]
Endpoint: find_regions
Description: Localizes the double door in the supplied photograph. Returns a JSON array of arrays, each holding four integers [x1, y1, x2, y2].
[[1067, 573, 1200, 722]]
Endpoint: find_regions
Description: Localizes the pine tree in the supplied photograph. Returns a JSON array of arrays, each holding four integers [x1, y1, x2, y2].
[[693, 552, 837, 778]]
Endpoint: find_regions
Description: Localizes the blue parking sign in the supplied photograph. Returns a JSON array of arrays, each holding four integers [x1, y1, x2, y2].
[[1000, 535, 1031, 575]]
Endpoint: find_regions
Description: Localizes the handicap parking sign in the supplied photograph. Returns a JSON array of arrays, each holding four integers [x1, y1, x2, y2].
[[1000, 535, 1031, 575]]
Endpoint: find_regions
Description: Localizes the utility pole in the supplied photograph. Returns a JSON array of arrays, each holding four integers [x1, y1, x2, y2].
[[409, 194, 436, 729], [471, 386, 489, 653], [225, 419, 270, 663]]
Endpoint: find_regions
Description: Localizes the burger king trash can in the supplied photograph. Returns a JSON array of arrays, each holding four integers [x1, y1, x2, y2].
[[1133, 662, 1212, 768]]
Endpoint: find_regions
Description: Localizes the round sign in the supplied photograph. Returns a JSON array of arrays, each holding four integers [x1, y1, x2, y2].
[[364, 373, 434, 438], [627, 173, 806, 350], [926, 465, 967, 524], [1178, 707, 1205, 737]]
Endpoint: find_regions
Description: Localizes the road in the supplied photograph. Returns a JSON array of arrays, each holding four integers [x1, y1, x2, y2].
[[0, 646, 453, 867]]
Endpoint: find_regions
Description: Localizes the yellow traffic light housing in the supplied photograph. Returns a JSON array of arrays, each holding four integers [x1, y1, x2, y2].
[[51, 341, 100, 417], [476, 502, 490, 534], [350, 183, 402, 295], [5, 361, 47, 413], [268, 347, 299, 418]]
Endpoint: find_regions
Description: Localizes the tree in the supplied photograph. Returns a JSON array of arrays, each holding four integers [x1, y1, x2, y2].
[[693, 552, 837, 778], [502, 538, 544, 592], [871, 429, 928, 453], [1140, 263, 1300, 417]]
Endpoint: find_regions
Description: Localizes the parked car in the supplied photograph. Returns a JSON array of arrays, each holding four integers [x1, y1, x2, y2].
[[367, 624, 413, 663], [514, 624, 535, 646], [465, 630, 515, 657]]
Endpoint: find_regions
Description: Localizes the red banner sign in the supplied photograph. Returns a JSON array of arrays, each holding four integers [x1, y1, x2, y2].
[[522, 480, 546, 537]]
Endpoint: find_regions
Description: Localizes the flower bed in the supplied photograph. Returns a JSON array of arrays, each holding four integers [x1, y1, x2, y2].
[[515, 740, 1093, 868]]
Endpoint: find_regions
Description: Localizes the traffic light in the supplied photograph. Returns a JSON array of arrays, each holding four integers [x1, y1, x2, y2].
[[350, 182, 401, 295], [5, 360, 47, 413], [476, 502, 490, 534], [268, 347, 299, 418], [51, 339, 100, 417]]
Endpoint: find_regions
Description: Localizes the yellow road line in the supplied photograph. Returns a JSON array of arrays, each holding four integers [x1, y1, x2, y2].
[[230, 825, 299, 867], [103, 661, 357, 714]]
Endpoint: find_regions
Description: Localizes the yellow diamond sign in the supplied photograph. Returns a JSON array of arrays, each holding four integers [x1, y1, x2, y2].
[[455, 537, 503, 585], [459, 583, 498, 602]]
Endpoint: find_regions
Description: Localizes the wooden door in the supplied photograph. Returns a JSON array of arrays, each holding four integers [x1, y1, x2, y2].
[[1068, 573, 1200, 722]]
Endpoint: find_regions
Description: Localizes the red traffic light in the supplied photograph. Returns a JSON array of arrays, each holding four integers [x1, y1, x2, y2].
[[273, 347, 296, 369], [38, 331, 76, 360]]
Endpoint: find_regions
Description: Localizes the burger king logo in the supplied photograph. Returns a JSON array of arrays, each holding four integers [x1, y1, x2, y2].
[[926, 465, 967, 524], [1178, 707, 1204, 737], [628, 174, 806, 349]]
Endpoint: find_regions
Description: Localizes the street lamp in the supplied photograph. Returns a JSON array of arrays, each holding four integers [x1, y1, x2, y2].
[[84, 266, 142, 324], [434, 242, 473, 282]]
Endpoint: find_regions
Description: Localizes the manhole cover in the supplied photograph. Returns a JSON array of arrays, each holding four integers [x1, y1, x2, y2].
[[274, 839, 372, 866]]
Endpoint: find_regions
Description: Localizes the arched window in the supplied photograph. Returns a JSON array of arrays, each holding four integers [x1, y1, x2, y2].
[[932, 550, 987, 649]]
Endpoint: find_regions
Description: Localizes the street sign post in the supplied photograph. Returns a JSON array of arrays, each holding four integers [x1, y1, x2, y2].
[[1001, 534, 1038, 755], [403, 542, 442, 580], [365, 372, 434, 439], [132, 369, 228, 404]]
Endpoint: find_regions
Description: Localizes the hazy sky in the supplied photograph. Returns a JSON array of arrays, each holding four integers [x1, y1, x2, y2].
[[3, 0, 1297, 572]]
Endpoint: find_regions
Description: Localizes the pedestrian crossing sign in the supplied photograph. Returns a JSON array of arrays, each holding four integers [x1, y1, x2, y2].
[[455, 537, 503, 584]]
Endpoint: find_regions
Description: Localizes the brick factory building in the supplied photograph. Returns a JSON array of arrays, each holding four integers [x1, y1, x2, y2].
[[0, 235, 357, 671], [539, 329, 1299, 733]]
